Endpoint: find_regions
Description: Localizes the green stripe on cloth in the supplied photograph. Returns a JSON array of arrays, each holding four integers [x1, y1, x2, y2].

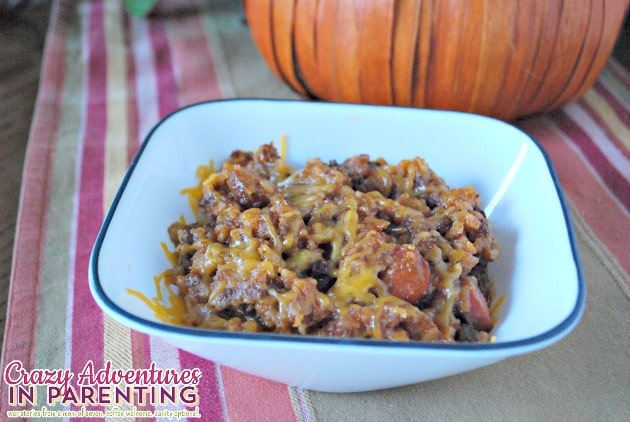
[[600, 64, 630, 107]]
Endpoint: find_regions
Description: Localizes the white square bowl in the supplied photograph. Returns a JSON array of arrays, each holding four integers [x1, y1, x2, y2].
[[89, 99, 585, 393]]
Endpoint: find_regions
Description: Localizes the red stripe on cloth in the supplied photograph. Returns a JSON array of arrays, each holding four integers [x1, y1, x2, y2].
[[130, 331, 148, 375], [577, 96, 630, 161], [167, 15, 222, 104], [70, 0, 106, 387], [593, 80, 630, 126], [0, 0, 67, 409], [551, 110, 630, 210], [124, 12, 141, 163], [147, 17, 229, 421], [520, 117, 630, 274], [148, 19, 181, 118], [146, 15, 300, 418], [221, 367, 297, 422], [129, 332, 153, 412], [178, 351, 224, 421], [125, 15, 160, 404]]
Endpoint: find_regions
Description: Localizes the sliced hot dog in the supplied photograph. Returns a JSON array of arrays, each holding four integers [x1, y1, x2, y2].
[[459, 275, 493, 331], [381, 245, 431, 304]]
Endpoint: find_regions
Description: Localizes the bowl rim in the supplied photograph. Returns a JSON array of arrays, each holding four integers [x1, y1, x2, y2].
[[89, 98, 586, 353]]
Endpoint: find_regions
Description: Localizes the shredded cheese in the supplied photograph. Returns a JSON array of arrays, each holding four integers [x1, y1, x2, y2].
[[135, 141, 503, 342]]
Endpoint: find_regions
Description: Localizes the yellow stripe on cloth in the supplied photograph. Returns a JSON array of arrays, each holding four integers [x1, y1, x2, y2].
[[103, 0, 129, 210], [102, 3, 134, 420], [582, 89, 630, 150], [103, 316, 135, 420]]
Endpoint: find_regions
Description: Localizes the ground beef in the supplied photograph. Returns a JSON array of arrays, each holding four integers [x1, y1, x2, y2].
[[165, 143, 501, 342]]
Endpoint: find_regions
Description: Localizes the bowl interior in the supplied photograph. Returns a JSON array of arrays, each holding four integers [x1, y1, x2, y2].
[[91, 99, 583, 348]]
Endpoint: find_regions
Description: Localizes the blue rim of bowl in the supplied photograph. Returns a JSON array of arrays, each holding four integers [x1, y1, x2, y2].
[[89, 98, 586, 352]]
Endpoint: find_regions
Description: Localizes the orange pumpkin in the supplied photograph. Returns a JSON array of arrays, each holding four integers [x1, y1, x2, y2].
[[243, 0, 629, 121]]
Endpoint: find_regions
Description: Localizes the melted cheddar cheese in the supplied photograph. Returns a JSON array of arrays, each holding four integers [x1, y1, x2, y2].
[[152, 142, 501, 342]]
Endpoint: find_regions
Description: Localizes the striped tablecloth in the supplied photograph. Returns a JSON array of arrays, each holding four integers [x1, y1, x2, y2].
[[1, 1, 628, 420]]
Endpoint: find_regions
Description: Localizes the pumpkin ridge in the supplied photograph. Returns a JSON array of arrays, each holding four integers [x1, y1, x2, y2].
[[549, 0, 606, 109], [486, 2, 518, 119], [244, 0, 629, 120], [450, 0, 469, 106], [408, 0, 422, 107], [408, 0, 424, 107], [526, 0, 565, 114], [291, 39, 316, 99], [413, 0, 433, 108], [467, 0, 489, 113], [503, 1, 538, 120], [546, 0, 594, 111], [267, 0, 290, 88], [390, 0, 400, 105], [507, 1, 548, 118], [291, 0, 317, 99]]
